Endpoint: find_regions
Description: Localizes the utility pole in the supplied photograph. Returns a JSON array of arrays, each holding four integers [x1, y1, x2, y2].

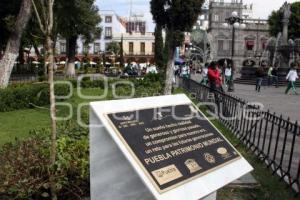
[[129, 0, 133, 21]]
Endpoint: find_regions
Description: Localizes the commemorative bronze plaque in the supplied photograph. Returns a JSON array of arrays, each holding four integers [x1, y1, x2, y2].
[[105, 104, 241, 193]]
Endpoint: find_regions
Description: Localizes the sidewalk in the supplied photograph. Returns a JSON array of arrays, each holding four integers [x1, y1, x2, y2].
[[190, 73, 300, 122], [231, 84, 300, 122]]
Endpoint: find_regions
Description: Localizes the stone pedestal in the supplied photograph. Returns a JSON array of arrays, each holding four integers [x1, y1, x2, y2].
[[90, 94, 253, 200]]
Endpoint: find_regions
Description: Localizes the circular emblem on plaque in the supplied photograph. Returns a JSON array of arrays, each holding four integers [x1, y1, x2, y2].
[[217, 147, 228, 155], [204, 153, 216, 164]]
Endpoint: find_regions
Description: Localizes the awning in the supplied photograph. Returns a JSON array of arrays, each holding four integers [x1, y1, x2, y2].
[[246, 40, 255, 46]]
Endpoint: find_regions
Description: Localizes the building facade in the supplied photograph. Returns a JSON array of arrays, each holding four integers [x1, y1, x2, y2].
[[113, 32, 155, 64], [208, 0, 269, 69], [54, 10, 154, 64]]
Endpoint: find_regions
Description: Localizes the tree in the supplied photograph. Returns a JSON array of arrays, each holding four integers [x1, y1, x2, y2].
[[107, 42, 121, 55], [55, 0, 101, 76], [0, 0, 32, 88], [154, 24, 164, 70], [0, 0, 22, 51], [150, 0, 204, 94], [268, 2, 300, 39], [120, 35, 125, 68], [31, 0, 57, 199]]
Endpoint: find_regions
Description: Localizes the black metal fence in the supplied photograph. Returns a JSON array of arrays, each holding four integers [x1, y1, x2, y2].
[[179, 77, 300, 195]]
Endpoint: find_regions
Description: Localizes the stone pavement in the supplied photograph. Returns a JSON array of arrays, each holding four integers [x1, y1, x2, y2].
[[190, 73, 300, 122], [230, 84, 300, 122]]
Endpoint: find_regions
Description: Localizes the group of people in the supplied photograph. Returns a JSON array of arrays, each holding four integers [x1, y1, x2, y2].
[[255, 62, 299, 95], [200, 61, 233, 92]]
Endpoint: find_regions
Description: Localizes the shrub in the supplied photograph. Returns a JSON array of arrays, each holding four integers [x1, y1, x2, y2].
[[0, 121, 89, 199], [0, 84, 70, 112]]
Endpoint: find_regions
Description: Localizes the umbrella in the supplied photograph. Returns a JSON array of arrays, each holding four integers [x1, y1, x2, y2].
[[32, 61, 40, 64]]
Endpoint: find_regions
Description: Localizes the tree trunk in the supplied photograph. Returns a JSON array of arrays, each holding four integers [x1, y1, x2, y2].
[[45, 35, 57, 200], [65, 36, 77, 77], [33, 43, 41, 58], [0, 0, 32, 88], [164, 44, 175, 95]]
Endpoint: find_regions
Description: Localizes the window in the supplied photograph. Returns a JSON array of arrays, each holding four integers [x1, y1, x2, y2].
[[60, 42, 66, 54], [94, 43, 100, 54], [152, 43, 155, 53], [140, 42, 145, 54], [129, 42, 134, 54], [246, 40, 255, 51], [105, 16, 112, 23], [105, 27, 112, 39], [214, 15, 219, 21], [261, 38, 267, 50], [218, 40, 224, 51]]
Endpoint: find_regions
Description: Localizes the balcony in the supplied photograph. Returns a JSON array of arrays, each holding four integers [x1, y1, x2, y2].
[[104, 35, 112, 40]]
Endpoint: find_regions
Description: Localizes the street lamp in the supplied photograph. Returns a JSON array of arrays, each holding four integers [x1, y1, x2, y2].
[[223, 11, 246, 92]]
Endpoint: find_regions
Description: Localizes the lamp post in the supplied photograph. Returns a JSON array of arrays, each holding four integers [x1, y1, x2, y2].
[[223, 11, 246, 92]]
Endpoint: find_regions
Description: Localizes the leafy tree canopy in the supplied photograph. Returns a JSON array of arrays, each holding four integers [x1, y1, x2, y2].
[[0, 0, 22, 49], [106, 42, 120, 55], [154, 25, 164, 69], [268, 2, 300, 39], [151, 0, 204, 47], [55, 0, 101, 42]]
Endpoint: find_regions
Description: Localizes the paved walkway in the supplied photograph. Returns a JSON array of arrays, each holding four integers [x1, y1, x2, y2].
[[190, 74, 300, 122], [231, 84, 300, 122]]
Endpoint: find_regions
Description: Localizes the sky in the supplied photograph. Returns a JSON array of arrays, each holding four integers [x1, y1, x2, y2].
[[96, 0, 299, 31]]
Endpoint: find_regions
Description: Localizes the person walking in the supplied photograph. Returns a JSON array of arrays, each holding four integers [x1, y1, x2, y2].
[[200, 63, 209, 85], [272, 65, 279, 88], [285, 63, 299, 95], [208, 61, 223, 92], [255, 67, 265, 92], [224, 65, 232, 87], [267, 65, 274, 86]]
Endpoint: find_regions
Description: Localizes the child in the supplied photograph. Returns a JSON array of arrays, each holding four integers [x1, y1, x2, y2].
[[285, 63, 299, 95]]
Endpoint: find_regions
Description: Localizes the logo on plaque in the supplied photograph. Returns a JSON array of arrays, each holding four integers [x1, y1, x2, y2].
[[204, 153, 216, 164], [217, 147, 232, 159], [185, 159, 202, 174], [151, 165, 183, 186]]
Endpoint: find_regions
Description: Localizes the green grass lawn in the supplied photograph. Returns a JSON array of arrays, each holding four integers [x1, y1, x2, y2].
[[0, 88, 106, 146], [0, 108, 50, 146]]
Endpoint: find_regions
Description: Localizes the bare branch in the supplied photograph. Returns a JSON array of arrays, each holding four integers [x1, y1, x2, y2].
[[47, 0, 54, 33], [40, 0, 47, 29], [31, 0, 46, 34]]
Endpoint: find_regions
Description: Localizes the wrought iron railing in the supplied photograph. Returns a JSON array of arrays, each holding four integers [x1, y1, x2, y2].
[[179, 77, 300, 195]]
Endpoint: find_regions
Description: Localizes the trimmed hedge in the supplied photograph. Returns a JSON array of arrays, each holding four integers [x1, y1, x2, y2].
[[0, 73, 164, 112], [0, 84, 70, 112]]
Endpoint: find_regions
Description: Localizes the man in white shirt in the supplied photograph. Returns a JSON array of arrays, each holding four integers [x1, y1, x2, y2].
[[285, 63, 299, 95], [225, 66, 232, 87]]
